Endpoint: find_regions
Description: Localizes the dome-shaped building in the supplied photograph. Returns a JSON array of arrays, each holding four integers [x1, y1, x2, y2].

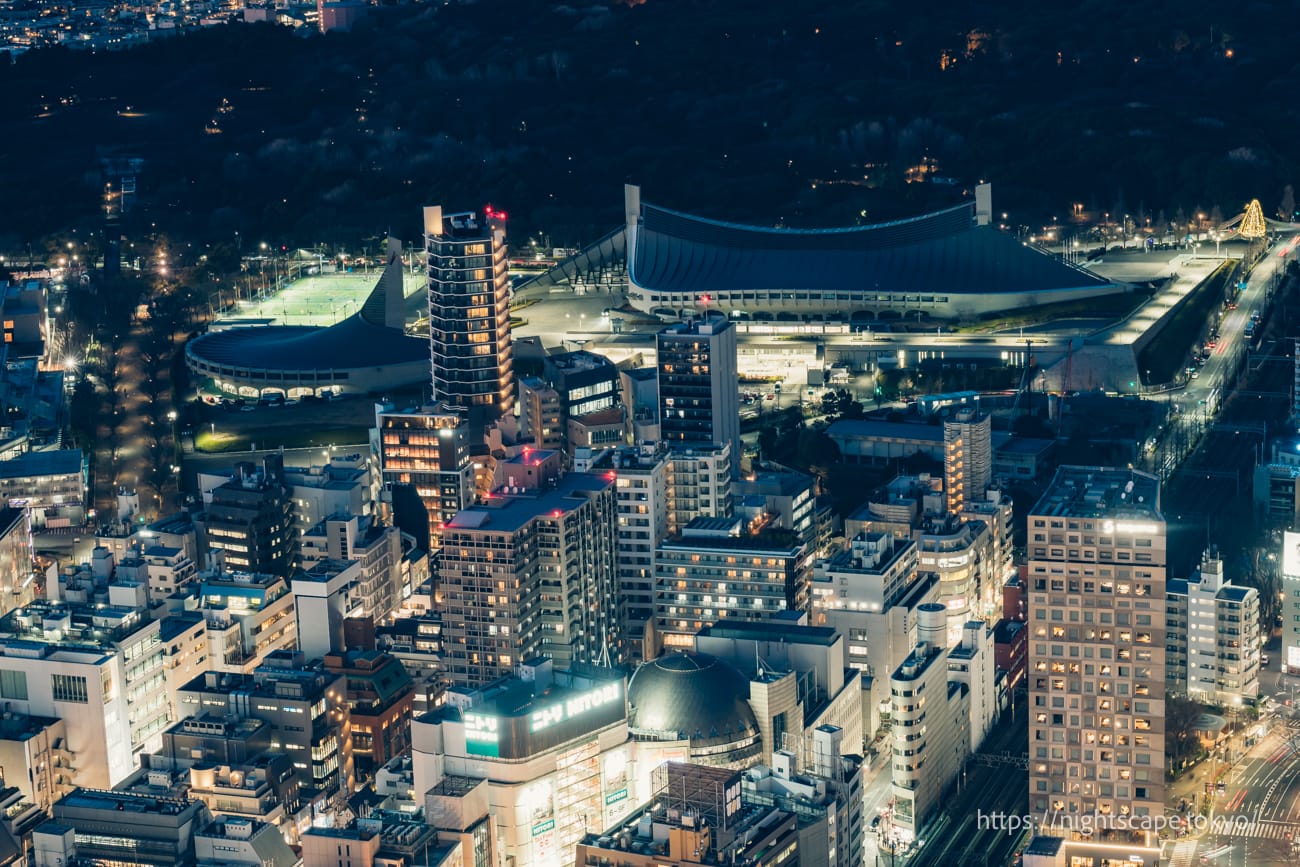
[[627, 651, 761, 769]]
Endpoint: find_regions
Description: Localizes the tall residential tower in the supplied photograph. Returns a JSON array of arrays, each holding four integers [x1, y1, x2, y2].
[[656, 316, 739, 467], [1027, 467, 1166, 824], [424, 206, 514, 428]]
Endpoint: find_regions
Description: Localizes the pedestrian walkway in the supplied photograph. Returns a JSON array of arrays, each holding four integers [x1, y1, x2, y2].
[[1167, 839, 1197, 867], [1218, 817, 1300, 840]]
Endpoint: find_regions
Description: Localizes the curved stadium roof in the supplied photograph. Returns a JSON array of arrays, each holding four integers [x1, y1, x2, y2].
[[630, 200, 1109, 296], [188, 242, 427, 375], [187, 312, 427, 371]]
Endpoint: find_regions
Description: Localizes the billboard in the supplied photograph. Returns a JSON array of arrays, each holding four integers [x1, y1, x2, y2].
[[460, 679, 626, 760]]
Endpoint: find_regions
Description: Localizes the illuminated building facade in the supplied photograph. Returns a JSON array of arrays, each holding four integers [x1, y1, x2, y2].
[[1027, 467, 1166, 822], [411, 660, 633, 867], [424, 206, 514, 427], [374, 402, 475, 551], [439, 471, 618, 686], [943, 407, 991, 514], [653, 522, 809, 649], [656, 316, 739, 466]]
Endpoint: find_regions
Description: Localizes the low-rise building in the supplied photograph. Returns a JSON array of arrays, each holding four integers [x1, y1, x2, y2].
[[197, 571, 297, 673], [33, 788, 210, 867], [176, 652, 354, 804], [1167, 550, 1260, 705], [195, 816, 301, 867], [0, 450, 84, 529], [324, 650, 415, 776], [575, 763, 800, 867]]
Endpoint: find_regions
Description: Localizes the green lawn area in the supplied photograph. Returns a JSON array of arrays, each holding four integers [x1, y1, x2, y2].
[[1136, 262, 1233, 385], [195, 425, 370, 453]]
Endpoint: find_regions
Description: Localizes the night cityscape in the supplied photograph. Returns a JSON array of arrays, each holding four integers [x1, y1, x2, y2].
[[2, 2, 1300, 867]]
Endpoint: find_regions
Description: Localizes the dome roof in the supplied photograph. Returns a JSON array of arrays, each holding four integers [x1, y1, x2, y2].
[[627, 651, 757, 744]]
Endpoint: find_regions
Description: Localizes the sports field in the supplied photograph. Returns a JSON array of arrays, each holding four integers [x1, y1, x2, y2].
[[224, 271, 427, 326]]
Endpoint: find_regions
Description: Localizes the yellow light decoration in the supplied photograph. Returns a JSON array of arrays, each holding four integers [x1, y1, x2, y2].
[[1240, 198, 1267, 240]]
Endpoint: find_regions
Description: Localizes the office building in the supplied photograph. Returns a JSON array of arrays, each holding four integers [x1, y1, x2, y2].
[[1166, 550, 1259, 705], [943, 407, 992, 514], [439, 471, 618, 686], [33, 789, 210, 867], [657, 316, 739, 467], [812, 532, 937, 737], [695, 617, 864, 763], [0, 713, 70, 810], [373, 402, 476, 552], [424, 206, 514, 426], [520, 350, 626, 455], [889, 628, 971, 840], [176, 653, 354, 802], [302, 814, 457, 867], [411, 660, 631, 867], [654, 520, 810, 649], [1027, 467, 1166, 821], [0, 599, 189, 784], [914, 513, 991, 645], [300, 515, 406, 624], [200, 455, 295, 575], [292, 558, 360, 660], [1283, 531, 1300, 676], [0, 450, 85, 529], [741, 733, 865, 867], [198, 455, 373, 538]]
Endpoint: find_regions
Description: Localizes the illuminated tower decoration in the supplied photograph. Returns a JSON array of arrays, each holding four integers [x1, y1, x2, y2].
[[1240, 199, 1267, 240], [424, 205, 515, 429]]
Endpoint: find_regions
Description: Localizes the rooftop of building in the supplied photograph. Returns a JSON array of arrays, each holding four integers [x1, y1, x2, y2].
[[55, 788, 200, 816], [0, 599, 153, 651], [431, 663, 623, 724], [660, 527, 803, 555], [1032, 466, 1162, 521], [656, 314, 734, 338], [546, 349, 618, 372], [992, 619, 1025, 643], [630, 193, 1111, 298], [0, 449, 82, 478], [0, 710, 61, 742], [182, 653, 338, 697], [996, 436, 1057, 455], [445, 472, 612, 534], [734, 469, 815, 498], [697, 618, 838, 647], [892, 643, 946, 683], [628, 652, 758, 744], [580, 778, 795, 865], [623, 366, 658, 382]]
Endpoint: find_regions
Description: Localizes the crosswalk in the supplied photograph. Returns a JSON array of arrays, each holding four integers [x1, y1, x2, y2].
[[1168, 839, 1197, 867], [1217, 816, 1300, 840]]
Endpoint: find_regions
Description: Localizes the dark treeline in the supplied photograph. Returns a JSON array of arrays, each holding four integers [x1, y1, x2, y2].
[[1, 0, 1297, 252]]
